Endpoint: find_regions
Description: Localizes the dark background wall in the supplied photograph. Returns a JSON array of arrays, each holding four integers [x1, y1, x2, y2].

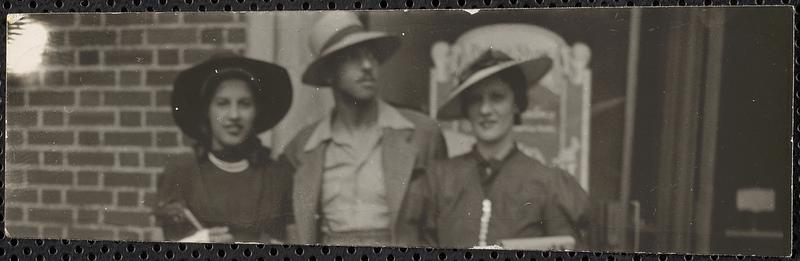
[[710, 7, 792, 256], [630, 7, 792, 255]]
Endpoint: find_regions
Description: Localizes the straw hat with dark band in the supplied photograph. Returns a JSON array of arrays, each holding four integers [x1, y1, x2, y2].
[[171, 55, 293, 142], [436, 49, 553, 121], [302, 11, 401, 86]]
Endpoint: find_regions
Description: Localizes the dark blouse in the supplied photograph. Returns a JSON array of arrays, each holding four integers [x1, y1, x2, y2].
[[399, 146, 590, 249], [153, 148, 294, 242]]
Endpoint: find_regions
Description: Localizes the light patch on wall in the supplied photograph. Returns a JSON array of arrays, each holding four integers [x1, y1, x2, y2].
[[7, 14, 49, 75]]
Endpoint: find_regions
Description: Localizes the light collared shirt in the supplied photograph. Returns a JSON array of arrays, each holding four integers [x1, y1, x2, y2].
[[303, 100, 415, 233]]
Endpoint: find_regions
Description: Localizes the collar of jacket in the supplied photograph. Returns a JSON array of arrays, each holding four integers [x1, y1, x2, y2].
[[303, 99, 415, 152]]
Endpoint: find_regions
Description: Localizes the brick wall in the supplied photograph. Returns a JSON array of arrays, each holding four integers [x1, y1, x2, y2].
[[5, 12, 248, 241]]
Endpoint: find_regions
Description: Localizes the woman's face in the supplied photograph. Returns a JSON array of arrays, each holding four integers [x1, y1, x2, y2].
[[208, 79, 256, 150], [463, 76, 517, 144]]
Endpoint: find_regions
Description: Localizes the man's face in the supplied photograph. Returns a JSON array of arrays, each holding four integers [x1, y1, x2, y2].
[[330, 48, 380, 103]]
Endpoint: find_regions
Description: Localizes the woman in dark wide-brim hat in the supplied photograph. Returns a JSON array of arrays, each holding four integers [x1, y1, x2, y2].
[[153, 54, 294, 243], [399, 49, 590, 249]]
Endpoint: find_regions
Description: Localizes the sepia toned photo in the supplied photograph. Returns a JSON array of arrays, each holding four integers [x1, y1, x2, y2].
[[4, 7, 793, 256]]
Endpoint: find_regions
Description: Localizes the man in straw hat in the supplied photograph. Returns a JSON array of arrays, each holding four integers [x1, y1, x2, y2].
[[282, 11, 448, 246], [399, 49, 590, 249]]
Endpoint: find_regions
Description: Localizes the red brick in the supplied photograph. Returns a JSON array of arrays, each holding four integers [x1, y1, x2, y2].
[[68, 227, 113, 240], [7, 91, 25, 107], [120, 111, 142, 127], [44, 151, 64, 165], [69, 111, 115, 126], [105, 50, 153, 65], [158, 49, 179, 65], [78, 50, 100, 65], [42, 227, 65, 238], [6, 207, 24, 221], [104, 131, 152, 147], [49, 31, 66, 47], [104, 210, 152, 227], [201, 28, 223, 44], [66, 190, 113, 205], [117, 191, 140, 207], [183, 13, 235, 23], [157, 13, 179, 24], [6, 226, 38, 238], [146, 111, 175, 126], [43, 111, 65, 126], [78, 15, 102, 26], [42, 189, 63, 204], [6, 170, 25, 185], [27, 170, 72, 185], [7, 111, 37, 126], [183, 49, 218, 64], [77, 209, 99, 224], [69, 30, 117, 46], [68, 152, 114, 166], [79, 91, 101, 106], [78, 131, 100, 146], [29, 91, 75, 106], [121, 30, 144, 45], [143, 192, 157, 208], [28, 131, 74, 145], [43, 50, 75, 65], [7, 131, 23, 146], [145, 70, 180, 86], [44, 71, 66, 86], [106, 13, 154, 25], [104, 172, 152, 188], [148, 28, 197, 44], [7, 189, 38, 203], [76, 171, 100, 186], [120, 70, 142, 86], [144, 152, 175, 168], [156, 131, 178, 147], [103, 91, 151, 106], [227, 28, 246, 43], [119, 152, 140, 167], [68, 71, 115, 86], [28, 208, 73, 223], [156, 90, 172, 107], [37, 14, 75, 27], [9, 150, 40, 165]]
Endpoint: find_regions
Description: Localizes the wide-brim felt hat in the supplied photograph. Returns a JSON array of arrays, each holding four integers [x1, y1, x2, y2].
[[302, 11, 401, 86], [437, 49, 552, 121], [171, 55, 293, 141]]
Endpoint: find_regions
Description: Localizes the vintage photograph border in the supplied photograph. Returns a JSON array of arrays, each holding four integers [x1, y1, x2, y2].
[[0, 0, 796, 260]]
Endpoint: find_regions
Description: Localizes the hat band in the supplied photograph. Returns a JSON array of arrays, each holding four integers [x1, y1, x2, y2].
[[319, 24, 365, 55], [200, 67, 257, 96]]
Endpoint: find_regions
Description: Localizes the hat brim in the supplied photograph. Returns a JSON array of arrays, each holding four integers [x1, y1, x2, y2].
[[302, 32, 401, 86], [436, 57, 552, 121], [172, 57, 294, 141]]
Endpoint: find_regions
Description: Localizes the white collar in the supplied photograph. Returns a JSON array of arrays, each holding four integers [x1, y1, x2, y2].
[[207, 153, 250, 173]]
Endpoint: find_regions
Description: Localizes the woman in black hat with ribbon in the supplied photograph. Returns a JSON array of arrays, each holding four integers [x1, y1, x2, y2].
[[399, 49, 590, 249], [153, 55, 294, 243]]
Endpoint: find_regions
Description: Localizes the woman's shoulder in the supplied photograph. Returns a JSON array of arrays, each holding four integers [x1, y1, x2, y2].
[[161, 153, 201, 173]]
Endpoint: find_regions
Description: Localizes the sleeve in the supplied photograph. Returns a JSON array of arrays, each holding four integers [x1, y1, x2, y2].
[[152, 163, 196, 241], [397, 162, 441, 247], [430, 125, 449, 161], [260, 155, 296, 242], [543, 169, 591, 247]]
